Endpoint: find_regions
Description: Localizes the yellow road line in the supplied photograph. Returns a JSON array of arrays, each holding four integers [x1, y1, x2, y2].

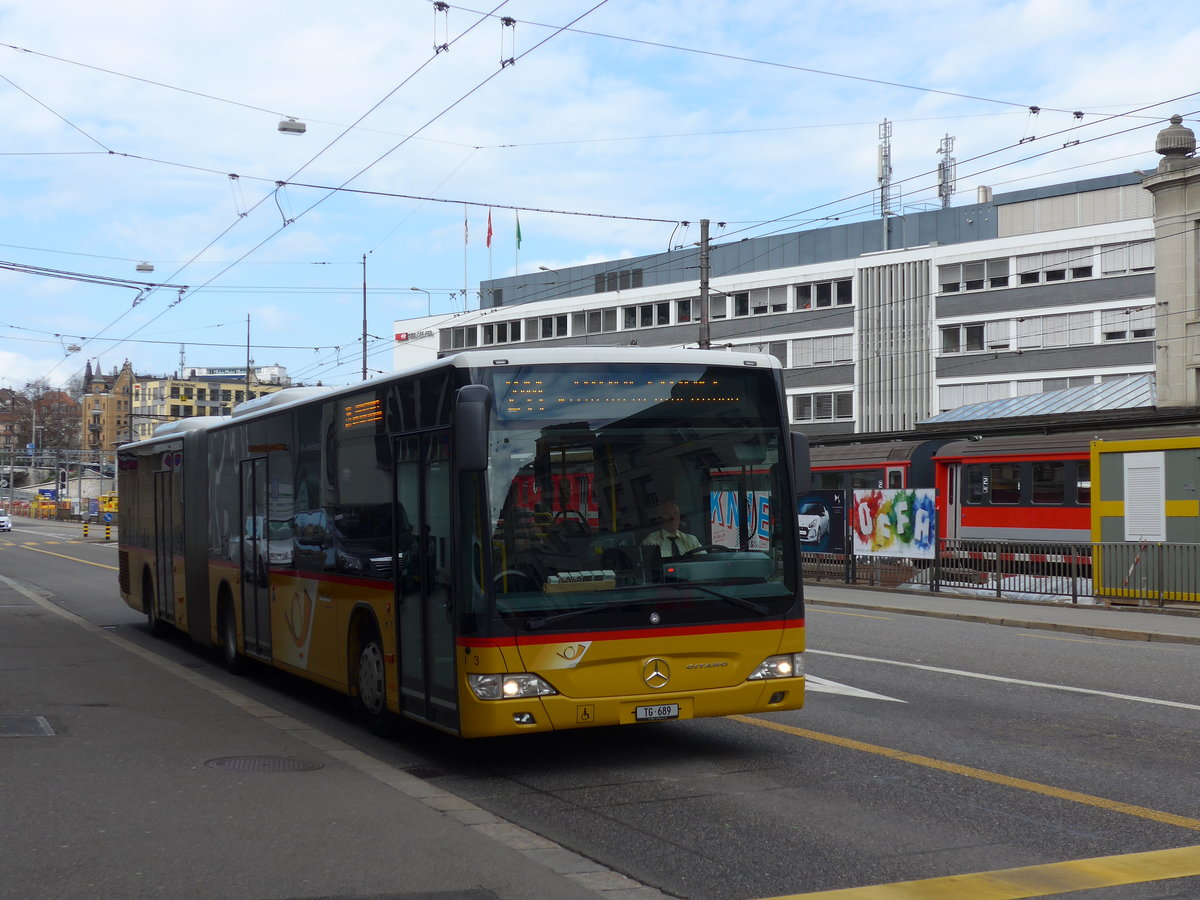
[[13, 544, 118, 570], [765, 843, 1200, 899], [731, 715, 1200, 832], [809, 609, 894, 621]]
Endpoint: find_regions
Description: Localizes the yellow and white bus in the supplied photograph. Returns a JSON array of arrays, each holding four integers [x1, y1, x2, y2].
[[118, 348, 808, 738]]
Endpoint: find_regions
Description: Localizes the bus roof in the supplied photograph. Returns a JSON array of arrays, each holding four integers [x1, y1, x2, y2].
[[119, 347, 781, 449]]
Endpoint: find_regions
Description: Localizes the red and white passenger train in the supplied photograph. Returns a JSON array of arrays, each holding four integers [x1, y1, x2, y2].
[[807, 424, 1200, 545]]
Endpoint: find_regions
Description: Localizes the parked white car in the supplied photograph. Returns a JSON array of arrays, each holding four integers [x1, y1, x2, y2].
[[0, 510, 11, 532], [796, 500, 830, 543]]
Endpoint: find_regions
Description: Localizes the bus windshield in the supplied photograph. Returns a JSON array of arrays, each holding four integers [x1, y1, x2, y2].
[[483, 362, 795, 625]]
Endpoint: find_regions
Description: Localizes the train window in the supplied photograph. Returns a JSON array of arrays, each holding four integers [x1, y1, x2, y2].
[[1031, 461, 1065, 504], [1076, 461, 1091, 505], [965, 465, 985, 504], [848, 469, 882, 490], [887, 469, 903, 488], [989, 464, 1022, 504], [813, 471, 843, 490]]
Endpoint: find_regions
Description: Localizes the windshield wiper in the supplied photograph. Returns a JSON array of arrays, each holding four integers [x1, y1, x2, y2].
[[659, 582, 771, 616], [526, 585, 771, 630], [527, 602, 614, 631]]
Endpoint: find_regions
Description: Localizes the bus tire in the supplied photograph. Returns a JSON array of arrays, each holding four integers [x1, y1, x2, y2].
[[218, 593, 244, 675], [354, 623, 395, 735], [143, 568, 166, 638]]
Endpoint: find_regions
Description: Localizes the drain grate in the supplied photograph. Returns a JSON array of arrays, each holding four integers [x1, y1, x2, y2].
[[204, 755, 324, 773], [0, 715, 55, 737]]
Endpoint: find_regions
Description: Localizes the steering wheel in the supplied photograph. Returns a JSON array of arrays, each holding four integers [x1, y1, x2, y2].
[[551, 509, 590, 535], [681, 544, 732, 557]]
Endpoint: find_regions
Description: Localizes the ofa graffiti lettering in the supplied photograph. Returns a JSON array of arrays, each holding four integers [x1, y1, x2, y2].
[[852, 489, 936, 558]]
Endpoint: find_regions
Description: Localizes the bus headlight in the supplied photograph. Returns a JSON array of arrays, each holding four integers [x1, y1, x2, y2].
[[468, 672, 558, 700], [747, 653, 804, 680]]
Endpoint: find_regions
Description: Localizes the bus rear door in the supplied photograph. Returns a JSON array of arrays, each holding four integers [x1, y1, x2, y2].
[[152, 468, 178, 626], [239, 457, 271, 658]]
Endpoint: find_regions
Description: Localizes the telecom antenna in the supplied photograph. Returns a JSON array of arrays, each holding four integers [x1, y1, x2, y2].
[[877, 119, 900, 218], [937, 134, 957, 208]]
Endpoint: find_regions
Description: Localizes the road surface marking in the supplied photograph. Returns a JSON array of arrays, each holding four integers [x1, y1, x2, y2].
[[761, 843, 1200, 899], [731, 714, 1200, 833], [13, 544, 118, 570], [809, 649, 1200, 712], [805, 675, 904, 703], [809, 608, 894, 621]]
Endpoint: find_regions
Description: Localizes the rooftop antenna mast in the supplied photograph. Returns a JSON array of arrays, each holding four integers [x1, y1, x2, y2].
[[938, 133, 957, 208], [877, 119, 900, 248]]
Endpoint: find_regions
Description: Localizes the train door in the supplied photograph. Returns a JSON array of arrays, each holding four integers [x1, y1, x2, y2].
[[239, 457, 271, 657], [152, 468, 177, 625], [393, 432, 458, 731], [943, 462, 961, 540]]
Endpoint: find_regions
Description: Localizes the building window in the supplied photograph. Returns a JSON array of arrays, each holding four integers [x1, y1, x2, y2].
[[940, 324, 985, 354], [594, 267, 643, 293], [795, 278, 852, 309], [793, 390, 853, 422], [1102, 306, 1155, 341], [792, 334, 852, 367], [1101, 241, 1154, 275]]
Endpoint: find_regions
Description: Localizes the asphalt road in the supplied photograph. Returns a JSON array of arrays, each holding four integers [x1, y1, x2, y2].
[[4, 517, 1200, 899]]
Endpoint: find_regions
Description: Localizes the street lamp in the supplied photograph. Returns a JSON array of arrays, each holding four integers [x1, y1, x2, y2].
[[409, 287, 431, 315]]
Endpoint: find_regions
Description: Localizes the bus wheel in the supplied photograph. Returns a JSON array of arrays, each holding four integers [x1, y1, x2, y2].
[[143, 569, 166, 638], [355, 630, 394, 735], [219, 596, 244, 675]]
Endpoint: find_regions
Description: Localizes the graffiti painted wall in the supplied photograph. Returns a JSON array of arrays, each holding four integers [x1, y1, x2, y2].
[[851, 489, 936, 558]]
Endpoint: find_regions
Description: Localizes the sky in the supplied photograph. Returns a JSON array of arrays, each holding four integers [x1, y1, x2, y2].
[[2, 0, 1195, 390]]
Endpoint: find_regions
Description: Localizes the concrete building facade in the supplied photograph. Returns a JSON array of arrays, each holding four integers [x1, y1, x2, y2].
[[391, 120, 1198, 438]]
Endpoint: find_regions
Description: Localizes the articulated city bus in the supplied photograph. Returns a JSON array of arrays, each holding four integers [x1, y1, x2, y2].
[[118, 348, 808, 738]]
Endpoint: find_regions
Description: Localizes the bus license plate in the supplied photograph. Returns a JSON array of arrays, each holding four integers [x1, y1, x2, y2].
[[635, 703, 679, 721]]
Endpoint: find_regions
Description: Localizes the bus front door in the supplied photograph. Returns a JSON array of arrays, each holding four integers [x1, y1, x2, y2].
[[393, 433, 458, 732], [239, 457, 271, 658]]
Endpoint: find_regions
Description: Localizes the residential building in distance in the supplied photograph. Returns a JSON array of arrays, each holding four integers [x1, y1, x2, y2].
[[82, 360, 138, 452], [129, 366, 291, 441]]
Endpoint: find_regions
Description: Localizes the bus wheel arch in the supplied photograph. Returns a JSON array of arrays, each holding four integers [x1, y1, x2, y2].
[[348, 607, 395, 734], [217, 582, 243, 674], [142, 565, 165, 637]]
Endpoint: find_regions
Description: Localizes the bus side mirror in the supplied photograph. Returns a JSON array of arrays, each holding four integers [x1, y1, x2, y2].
[[791, 431, 811, 495], [456, 384, 492, 473]]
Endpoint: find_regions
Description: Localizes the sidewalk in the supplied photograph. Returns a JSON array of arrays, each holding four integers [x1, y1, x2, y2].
[[0, 574, 663, 900], [804, 582, 1200, 646]]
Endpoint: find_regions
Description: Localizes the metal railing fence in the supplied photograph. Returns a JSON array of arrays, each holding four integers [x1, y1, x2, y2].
[[802, 540, 1200, 607]]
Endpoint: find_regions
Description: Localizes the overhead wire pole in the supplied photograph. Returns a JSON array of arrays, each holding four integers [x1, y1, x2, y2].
[[698, 218, 711, 350], [362, 253, 368, 381]]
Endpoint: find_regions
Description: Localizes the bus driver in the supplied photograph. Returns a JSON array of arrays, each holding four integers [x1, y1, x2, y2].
[[641, 501, 702, 558]]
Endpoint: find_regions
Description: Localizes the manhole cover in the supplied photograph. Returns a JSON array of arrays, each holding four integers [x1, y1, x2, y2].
[[204, 755, 324, 773]]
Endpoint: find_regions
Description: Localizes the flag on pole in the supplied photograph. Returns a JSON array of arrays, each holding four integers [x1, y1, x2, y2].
[[464, 205, 468, 244], [515, 211, 522, 249], [486, 209, 493, 248]]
